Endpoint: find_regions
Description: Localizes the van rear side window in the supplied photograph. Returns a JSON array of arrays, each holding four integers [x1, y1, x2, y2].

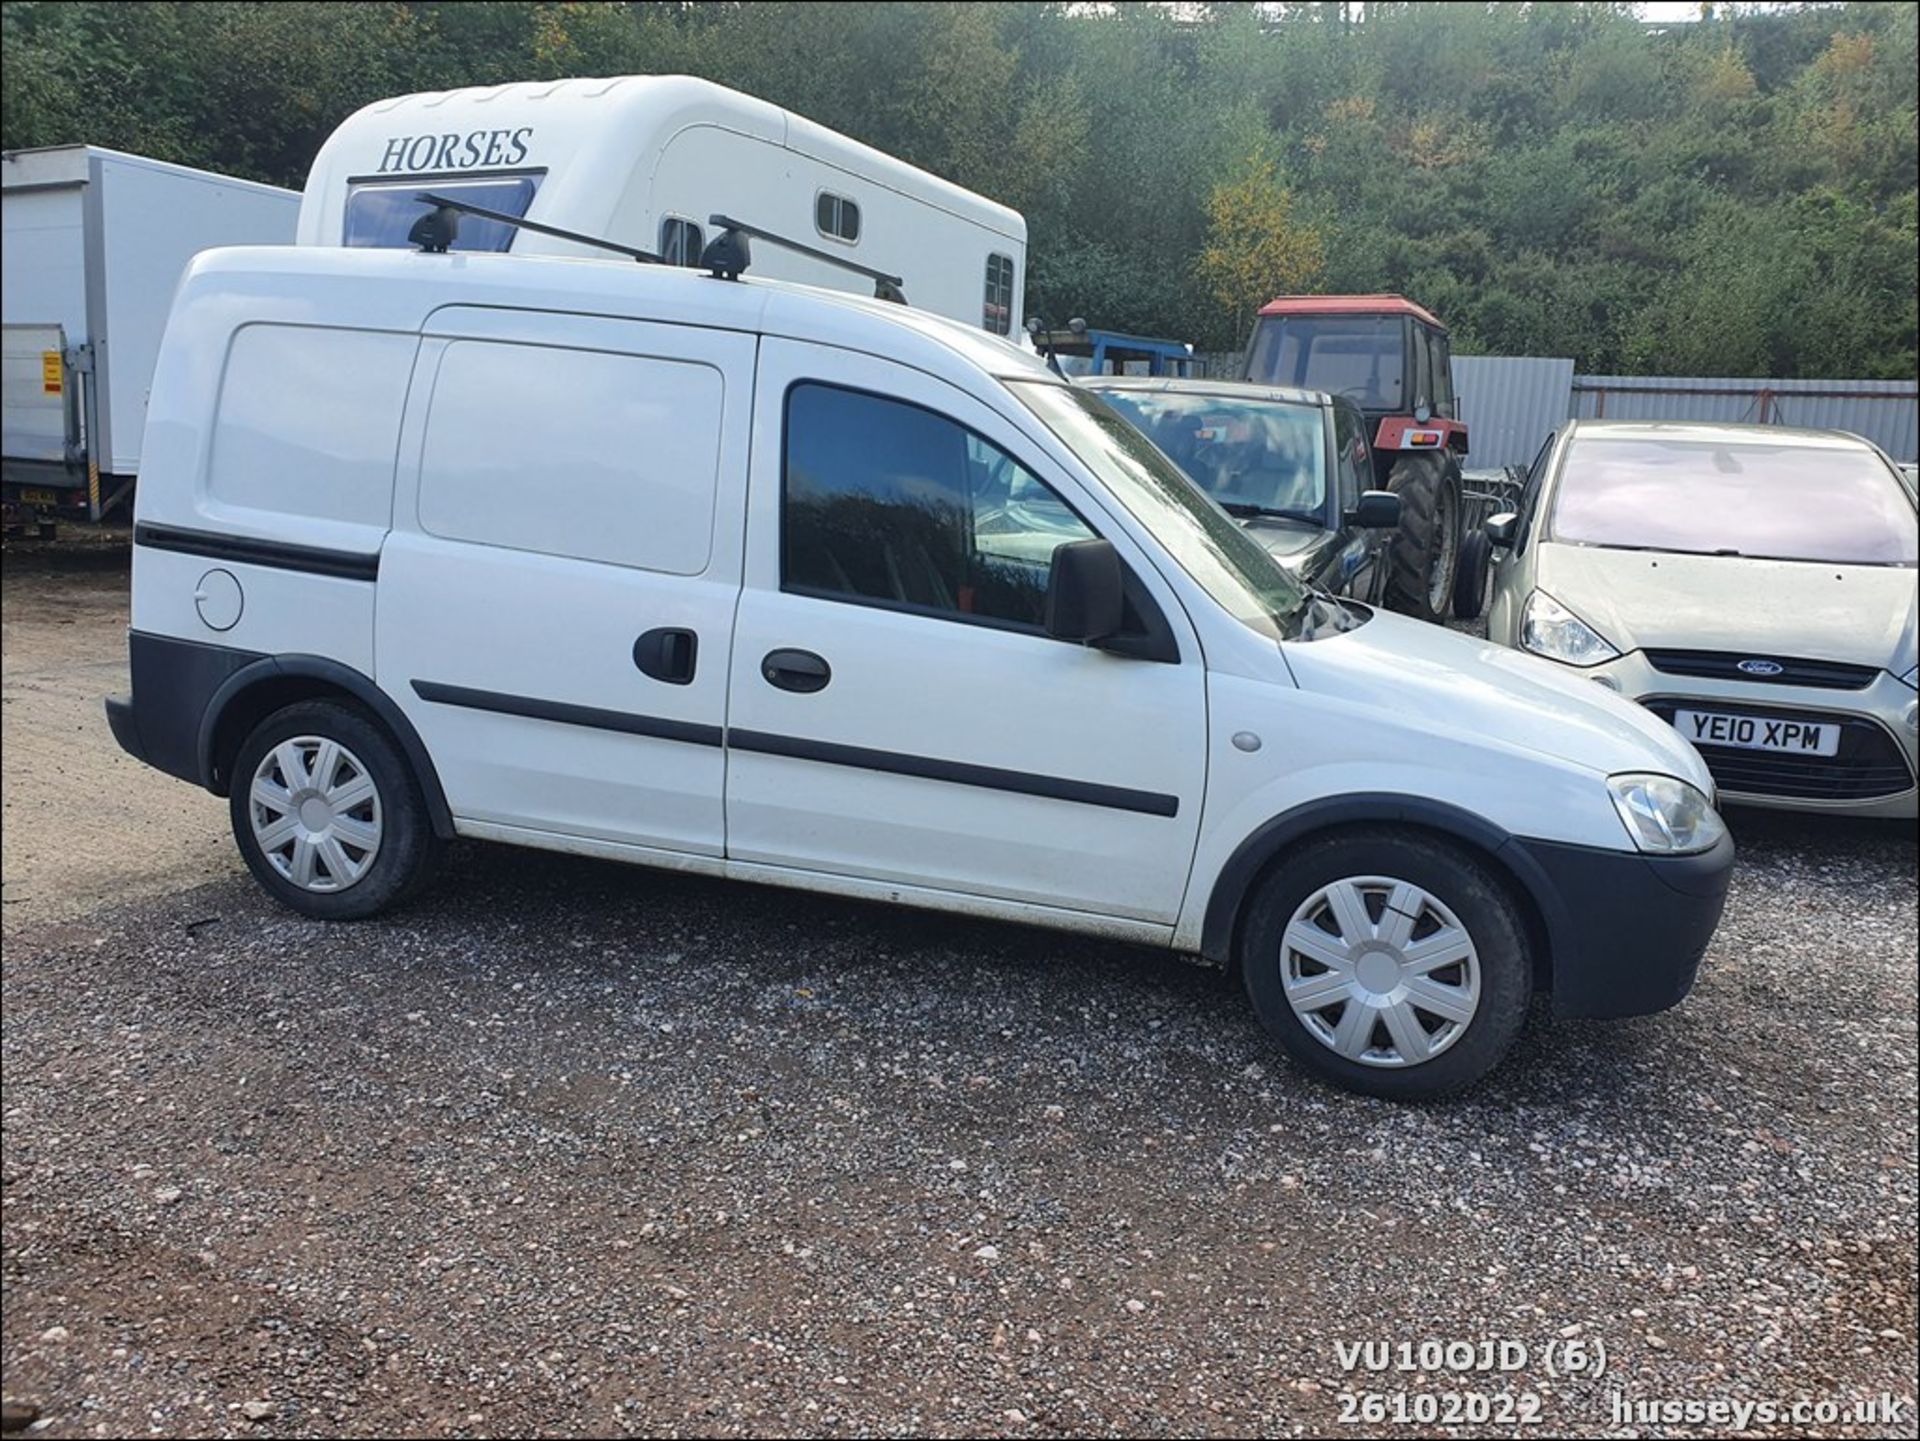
[[344, 176, 541, 251], [417, 340, 721, 575], [208, 324, 412, 528]]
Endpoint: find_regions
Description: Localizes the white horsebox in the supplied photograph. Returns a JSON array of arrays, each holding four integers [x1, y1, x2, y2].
[[297, 74, 1028, 338]]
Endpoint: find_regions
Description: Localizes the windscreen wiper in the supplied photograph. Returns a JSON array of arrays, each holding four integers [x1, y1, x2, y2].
[[1218, 501, 1322, 526]]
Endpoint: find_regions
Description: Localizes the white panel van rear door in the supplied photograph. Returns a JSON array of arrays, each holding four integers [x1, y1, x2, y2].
[[377, 307, 751, 859]]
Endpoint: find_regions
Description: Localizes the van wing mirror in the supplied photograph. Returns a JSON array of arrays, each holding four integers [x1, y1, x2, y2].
[[1484, 512, 1519, 548], [1045, 539, 1125, 645], [1347, 490, 1401, 529]]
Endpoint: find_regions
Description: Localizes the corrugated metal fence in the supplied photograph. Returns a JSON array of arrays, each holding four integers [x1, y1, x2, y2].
[[1454, 357, 1572, 469], [1570, 375, 1919, 462], [1195, 351, 1919, 469], [1462, 362, 1918, 467]]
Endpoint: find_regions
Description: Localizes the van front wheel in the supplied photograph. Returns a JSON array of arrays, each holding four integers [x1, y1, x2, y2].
[[229, 699, 441, 920], [1239, 829, 1531, 1099]]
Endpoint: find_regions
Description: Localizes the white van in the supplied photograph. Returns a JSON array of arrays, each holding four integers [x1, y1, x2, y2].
[[296, 74, 1027, 338], [107, 242, 1734, 1099]]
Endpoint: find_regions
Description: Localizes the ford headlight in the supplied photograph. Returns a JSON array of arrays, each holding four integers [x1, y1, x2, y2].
[[1608, 773, 1726, 855], [1522, 590, 1618, 668]]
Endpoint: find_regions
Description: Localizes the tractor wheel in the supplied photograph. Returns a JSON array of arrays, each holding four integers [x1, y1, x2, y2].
[[1383, 453, 1462, 625]]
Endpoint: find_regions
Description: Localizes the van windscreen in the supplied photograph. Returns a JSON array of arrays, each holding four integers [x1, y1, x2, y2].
[[343, 176, 542, 252]]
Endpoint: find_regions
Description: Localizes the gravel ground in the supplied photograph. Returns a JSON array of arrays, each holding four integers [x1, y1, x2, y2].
[[1, 558, 233, 934], [2, 561, 1916, 1438]]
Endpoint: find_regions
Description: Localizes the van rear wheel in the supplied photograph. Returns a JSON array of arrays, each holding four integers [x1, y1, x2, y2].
[[1239, 829, 1531, 1099], [229, 699, 441, 919]]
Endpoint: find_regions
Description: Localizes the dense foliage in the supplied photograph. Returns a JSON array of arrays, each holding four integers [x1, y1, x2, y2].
[[4, 1, 1915, 373]]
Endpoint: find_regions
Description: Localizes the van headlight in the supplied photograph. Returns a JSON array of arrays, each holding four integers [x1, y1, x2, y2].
[[1522, 590, 1618, 668], [1608, 773, 1726, 855]]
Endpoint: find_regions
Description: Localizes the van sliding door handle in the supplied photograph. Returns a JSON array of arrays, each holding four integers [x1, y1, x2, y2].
[[633, 628, 698, 684], [761, 648, 831, 693]]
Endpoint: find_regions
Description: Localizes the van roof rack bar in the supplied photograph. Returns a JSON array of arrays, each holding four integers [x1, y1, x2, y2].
[[414, 192, 663, 264], [705, 214, 906, 302]]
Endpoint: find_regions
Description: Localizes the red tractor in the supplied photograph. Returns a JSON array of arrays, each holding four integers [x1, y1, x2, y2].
[[1243, 295, 1467, 623]]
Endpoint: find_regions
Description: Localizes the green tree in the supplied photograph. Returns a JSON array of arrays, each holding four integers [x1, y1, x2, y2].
[[2, 0, 1913, 376], [1195, 148, 1326, 344]]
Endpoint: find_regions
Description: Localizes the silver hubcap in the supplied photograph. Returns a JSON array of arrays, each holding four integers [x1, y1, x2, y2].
[[1427, 485, 1459, 611], [249, 735, 382, 892], [1281, 875, 1480, 1068]]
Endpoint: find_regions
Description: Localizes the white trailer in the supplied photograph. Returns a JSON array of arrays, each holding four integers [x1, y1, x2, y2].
[[1, 146, 299, 525], [297, 75, 1027, 339]]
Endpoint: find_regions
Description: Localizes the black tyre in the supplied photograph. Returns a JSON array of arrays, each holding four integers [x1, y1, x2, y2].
[[229, 698, 442, 920], [1383, 453, 1462, 624], [1452, 527, 1492, 622], [1239, 828, 1532, 1100]]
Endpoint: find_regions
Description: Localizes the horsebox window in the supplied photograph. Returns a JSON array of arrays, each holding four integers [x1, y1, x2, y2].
[[983, 253, 1015, 335], [815, 192, 861, 243], [660, 217, 704, 267], [343, 176, 541, 252]]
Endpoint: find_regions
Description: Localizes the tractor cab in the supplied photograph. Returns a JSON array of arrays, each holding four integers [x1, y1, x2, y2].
[[1243, 295, 1466, 463], [1242, 295, 1470, 624]]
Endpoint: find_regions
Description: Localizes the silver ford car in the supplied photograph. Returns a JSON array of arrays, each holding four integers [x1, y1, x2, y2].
[[1476, 420, 1918, 819]]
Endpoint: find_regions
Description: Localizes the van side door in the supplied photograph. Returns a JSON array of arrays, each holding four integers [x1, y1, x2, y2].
[[724, 339, 1208, 928], [377, 307, 752, 859]]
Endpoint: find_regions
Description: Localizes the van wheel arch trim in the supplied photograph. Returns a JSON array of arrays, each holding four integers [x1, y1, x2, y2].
[[1199, 794, 1565, 975], [197, 656, 456, 840]]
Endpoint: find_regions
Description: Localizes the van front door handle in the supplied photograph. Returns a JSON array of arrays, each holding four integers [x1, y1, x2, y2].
[[633, 627, 698, 684], [761, 648, 831, 694]]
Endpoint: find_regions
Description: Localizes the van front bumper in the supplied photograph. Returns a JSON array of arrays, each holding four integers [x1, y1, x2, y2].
[[1506, 830, 1735, 1019]]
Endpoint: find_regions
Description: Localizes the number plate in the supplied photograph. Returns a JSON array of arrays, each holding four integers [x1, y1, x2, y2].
[[17, 488, 61, 506], [1673, 709, 1839, 757]]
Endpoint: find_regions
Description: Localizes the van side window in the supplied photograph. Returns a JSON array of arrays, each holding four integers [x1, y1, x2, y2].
[[418, 340, 721, 575], [815, 192, 860, 243], [659, 217, 704, 267], [783, 383, 1093, 630], [984, 254, 1015, 335]]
